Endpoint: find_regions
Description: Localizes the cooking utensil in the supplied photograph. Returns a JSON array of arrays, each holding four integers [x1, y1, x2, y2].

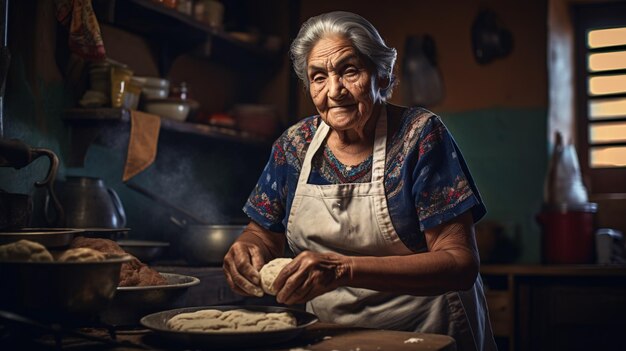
[[0, 255, 132, 323], [48, 176, 126, 229], [117, 239, 170, 262], [101, 272, 200, 326], [173, 221, 245, 266], [0, 138, 64, 226], [0, 227, 83, 248], [140, 305, 318, 349]]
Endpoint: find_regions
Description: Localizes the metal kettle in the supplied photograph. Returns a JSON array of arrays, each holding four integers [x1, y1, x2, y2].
[[48, 176, 126, 228], [0, 138, 64, 227]]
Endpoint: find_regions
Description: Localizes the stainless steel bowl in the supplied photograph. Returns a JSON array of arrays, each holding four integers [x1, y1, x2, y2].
[[178, 225, 246, 266], [0, 255, 132, 323], [100, 272, 200, 326]]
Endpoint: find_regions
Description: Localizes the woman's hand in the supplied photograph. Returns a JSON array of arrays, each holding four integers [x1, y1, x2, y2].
[[223, 239, 265, 297], [222, 221, 285, 297], [272, 251, 352, 305]]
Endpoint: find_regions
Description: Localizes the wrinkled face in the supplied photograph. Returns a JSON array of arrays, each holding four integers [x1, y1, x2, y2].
[[307, 35, 380, 132]]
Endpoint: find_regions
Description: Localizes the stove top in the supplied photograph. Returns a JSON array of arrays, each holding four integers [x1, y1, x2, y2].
[[0, 310, 152, 350]]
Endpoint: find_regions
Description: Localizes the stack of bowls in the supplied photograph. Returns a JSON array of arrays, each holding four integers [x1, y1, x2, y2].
[[132, 76, 170, 99]]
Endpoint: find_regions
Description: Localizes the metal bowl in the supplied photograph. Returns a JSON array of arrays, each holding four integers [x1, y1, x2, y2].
[[179, 225, 246, 266], [0, 228, 83, 248], [100, 272, 200, 326], [0, 255, 132, 323], [117, 240, 170, 262]]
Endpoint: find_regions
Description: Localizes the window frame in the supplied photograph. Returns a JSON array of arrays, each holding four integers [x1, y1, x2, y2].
[[574, 2, 626, 194]]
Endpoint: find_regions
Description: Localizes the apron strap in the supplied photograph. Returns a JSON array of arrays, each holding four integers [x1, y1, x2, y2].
[[297, 105, 388, 186]]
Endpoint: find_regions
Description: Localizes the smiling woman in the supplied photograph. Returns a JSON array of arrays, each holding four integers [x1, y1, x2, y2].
[[307, 35, 380, 166], [223, 11, 496, 351]]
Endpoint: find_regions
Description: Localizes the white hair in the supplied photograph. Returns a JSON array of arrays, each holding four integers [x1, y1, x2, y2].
[[290, 11, 397, 100]]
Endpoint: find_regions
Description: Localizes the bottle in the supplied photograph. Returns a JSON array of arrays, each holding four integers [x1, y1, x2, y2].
[[170, 82, 188, 100]]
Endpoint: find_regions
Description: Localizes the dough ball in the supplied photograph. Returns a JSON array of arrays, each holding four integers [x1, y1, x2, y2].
[[58, 247, 106, 262], [259, 258, 293, 295], [0, 240, 53, 262]]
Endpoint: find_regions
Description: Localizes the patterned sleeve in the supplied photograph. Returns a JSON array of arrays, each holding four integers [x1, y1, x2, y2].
[[243, 138, 290, 233], [412, 115, 486, 230]]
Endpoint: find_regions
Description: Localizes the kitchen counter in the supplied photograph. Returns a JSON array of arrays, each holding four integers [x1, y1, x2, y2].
[[481, 263, 626, 276], [480, 264, 626, 351], [3, 322, 456, 351]]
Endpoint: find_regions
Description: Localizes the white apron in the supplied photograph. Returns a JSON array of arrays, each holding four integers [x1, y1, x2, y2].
[[285, 106, 496, 351]]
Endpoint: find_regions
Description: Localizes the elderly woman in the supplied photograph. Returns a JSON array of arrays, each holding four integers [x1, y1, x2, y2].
[[223, 11, 496, 350]]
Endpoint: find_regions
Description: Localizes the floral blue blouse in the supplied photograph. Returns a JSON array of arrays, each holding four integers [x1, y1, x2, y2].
[[243, 106, 486, 253]]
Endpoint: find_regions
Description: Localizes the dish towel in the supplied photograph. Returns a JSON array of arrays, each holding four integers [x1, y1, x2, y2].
[[123, 110, 161, 182], [55, 0, 106, 60]]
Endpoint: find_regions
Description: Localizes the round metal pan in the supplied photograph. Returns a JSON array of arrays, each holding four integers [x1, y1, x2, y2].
[[101, 272, 199, 326], [0, 255, 132, 323], [0, 228, 83, 248], [140, 305, 318, 349], [79, 227, 130, 240], [116, 239, 170, 262]]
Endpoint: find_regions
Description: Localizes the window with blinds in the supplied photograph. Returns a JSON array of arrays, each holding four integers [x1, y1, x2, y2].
[[575, 3, 626, 194]]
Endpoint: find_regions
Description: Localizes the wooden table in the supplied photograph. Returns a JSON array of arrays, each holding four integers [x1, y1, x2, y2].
[[270, 323, 456, 351], [8, 322, 455, 350]]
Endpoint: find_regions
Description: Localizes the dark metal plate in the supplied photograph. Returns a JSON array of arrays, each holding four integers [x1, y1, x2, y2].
[[79, 227, 130, 240], [0, 228, 83, 248], [140, 305, 318, 349], [101, 273, 200, 326]]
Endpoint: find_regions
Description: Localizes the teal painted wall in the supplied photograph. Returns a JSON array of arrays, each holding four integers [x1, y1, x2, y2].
[[441, 108, 547, 263], [1, 53, 73, 194]]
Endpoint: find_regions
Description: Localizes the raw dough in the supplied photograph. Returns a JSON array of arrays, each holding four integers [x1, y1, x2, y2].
[[69, 237, 166, 286], [166, 309, 296, 332], [0, 240, 53, 262], [259, 258, 293, 295], [57, 247, 106, 262]]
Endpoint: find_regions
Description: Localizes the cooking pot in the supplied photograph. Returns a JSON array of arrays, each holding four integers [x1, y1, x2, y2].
[[48, 176, 126, 229], [173, 218, 245, 266]]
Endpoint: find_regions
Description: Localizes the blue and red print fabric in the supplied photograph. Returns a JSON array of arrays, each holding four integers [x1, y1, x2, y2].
[[243, 107, 485, 252]]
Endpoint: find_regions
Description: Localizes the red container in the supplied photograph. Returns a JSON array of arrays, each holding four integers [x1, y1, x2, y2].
[[537, 203, 598, 264]]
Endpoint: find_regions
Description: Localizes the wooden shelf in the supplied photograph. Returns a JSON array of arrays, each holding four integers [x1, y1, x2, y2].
[[64, 108, 269, 143], [94, 0, 284, 74], [63, 108, 271, 166]]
